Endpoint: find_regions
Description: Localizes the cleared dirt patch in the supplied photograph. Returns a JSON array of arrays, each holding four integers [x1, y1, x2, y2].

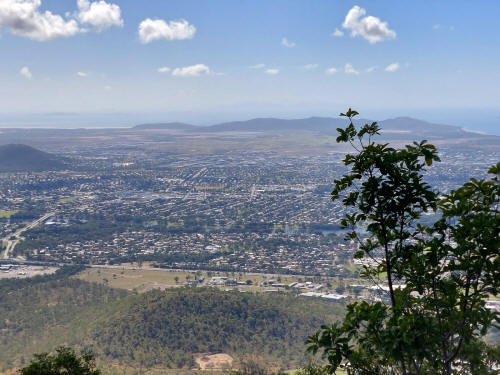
[[195, 353, 233, 370], [0, 266, 57, 279]]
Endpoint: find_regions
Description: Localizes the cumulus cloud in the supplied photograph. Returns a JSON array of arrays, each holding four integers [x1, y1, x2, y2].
[[0, 0, 79, 41], [342, 5, 396, 44], [332, 28, 344, 37], [265, 68, 279, 75], [281, 37, 295, 48], [325, 67, 337, 75], [385, 62, 399, 72], [0, 0, 123, 41], [77, 0, 123, 32], [250, 63, 265, 69], [172, 64, 210, 77], [344, 63, 359, 75], [365, 66, 376, 73], [157, 66, 170, 73], [20, 66, 32, 79], [303, 64, 318, 71], [76, 71, 87, 77], [138, 18, 196, 44]]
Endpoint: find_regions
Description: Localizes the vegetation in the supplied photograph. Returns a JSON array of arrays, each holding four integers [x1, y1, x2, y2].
[[307, 109, 500, 374], [0, 210, 17, 219], [0, 268, 344, 372], [19, 347, 100, 375], [0, 144, 67, 172], [91, 288, 344, 369], [0, 267, 127, 371]]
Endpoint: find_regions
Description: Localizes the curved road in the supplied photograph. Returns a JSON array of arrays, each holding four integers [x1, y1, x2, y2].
[[2, 212, 54, 259]]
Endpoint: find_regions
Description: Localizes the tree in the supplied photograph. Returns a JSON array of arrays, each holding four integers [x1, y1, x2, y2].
[[19, 347, 100, 375], [306, 109, 500, 375]]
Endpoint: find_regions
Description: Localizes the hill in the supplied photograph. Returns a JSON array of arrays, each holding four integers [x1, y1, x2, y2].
[[132, 116, 485, 140], [0, 144, 67, 172], [0, 268, 345, 372]]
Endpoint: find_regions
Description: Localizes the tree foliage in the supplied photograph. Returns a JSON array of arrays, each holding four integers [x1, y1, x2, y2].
[[306, 109, 500, 375], [0, 268, 344, 371], [92, 288, 344, 369], [19, 347, 100, 375]]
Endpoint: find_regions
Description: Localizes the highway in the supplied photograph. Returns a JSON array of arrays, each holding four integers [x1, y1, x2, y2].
[[2, 212, 54, 260]]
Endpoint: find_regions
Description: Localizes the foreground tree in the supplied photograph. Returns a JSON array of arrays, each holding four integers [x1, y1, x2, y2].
[[19, 347, 100, 375], [306, 109, 500, 375]]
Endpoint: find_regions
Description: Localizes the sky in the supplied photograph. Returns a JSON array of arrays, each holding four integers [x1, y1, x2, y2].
[[0, 0, 499, 133]]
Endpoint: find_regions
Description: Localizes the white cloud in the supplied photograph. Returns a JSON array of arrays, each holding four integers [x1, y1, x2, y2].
[[0, 0, 124, 41], [172, 64, 210, 77], [76, 71, 87, 77], [342, 5, 396, 44], [325, 67, 337, 75], [0, 0, 79, 41], [281, 37, 295, 48], [265, 68, 279, 75], [250, 63, 265, 69], [138, 18, 196, 44], [77, 0, 123, 32], [385, 62, 399, 72], [344, 63, 359, 75], [365, 66, 376, 73], [332, 28, 344, 37], [19, 66, 32, 79], [303, 64, 318, 71], [157, 66, 170, 73]]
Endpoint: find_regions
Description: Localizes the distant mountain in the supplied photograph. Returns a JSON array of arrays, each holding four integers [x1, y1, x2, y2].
[[133, 122, 198, 130], [378, 117, 473, 138], [0, 144, 67, 172], [133, 116, 486, 139], [201, 117, 347, 133]]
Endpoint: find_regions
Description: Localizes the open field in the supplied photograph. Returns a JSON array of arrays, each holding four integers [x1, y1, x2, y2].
[[74, 266, 328, 293], [0, 210, 17, 218]]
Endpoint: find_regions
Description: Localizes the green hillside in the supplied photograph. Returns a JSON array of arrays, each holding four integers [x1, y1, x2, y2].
[[0, 268, 344, 372], [0, 267, 128, 371]]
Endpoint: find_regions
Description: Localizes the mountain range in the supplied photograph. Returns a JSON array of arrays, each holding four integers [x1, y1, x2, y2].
[[133, 116, 484, 139]]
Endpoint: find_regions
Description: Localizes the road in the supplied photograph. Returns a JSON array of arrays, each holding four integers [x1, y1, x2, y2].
[[2, 212, 54, 259]]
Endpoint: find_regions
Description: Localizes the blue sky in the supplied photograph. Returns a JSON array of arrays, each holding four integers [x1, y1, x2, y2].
[[0, 0, 499, 133]]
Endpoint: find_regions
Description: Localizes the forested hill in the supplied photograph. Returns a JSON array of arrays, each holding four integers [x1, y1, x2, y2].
[[0, 144, 68, 172], [91, 288, 343, 369], [0, 268, 344, 372]]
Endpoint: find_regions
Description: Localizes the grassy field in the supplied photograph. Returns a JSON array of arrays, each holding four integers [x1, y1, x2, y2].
[[0, 210, 17, 218], [59, 196, 75, 203], [75, 266, 328, 293]]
